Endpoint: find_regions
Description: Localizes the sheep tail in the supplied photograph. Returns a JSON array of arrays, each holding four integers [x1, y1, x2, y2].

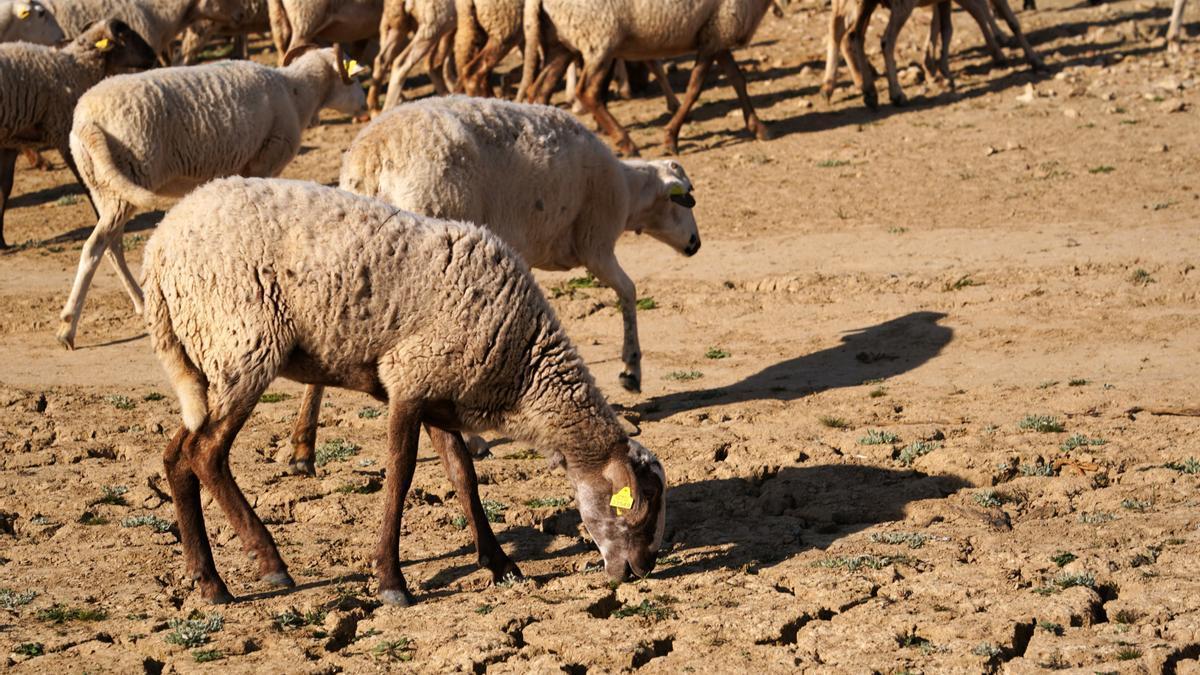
[[517, 0, 543, 102], [70, 120, 158, 209], [143, 270, 209, 432]]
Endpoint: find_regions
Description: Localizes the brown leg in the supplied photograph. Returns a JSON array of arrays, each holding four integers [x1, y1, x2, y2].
[[847, 0, 881, 109], [532, 47, 573, 104], [663, 54, 715, 155], [714, 51, 772, 142], [164, 426, 233, 603], [577, 58, 638, 156], [0, 148, 16, 249], [190, 405, 293, 588], [376, 399, 422, 605], [288, 384, 323, 476], [426, 426, 521, 582]]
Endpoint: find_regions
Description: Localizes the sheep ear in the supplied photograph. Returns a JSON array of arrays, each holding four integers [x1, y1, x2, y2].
[[94, 37, 114, 52], [666, 181, 695, 208], [346, 59, 370, 79], [603, 456, 648, 524], [282, 43, 316, 66]]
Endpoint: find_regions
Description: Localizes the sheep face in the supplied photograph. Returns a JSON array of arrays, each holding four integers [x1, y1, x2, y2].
[[77, 19, 156, 72], [572, 439, 667, 582], [632, 159, 700, 257], [319, 49, 369, 117], [0, 1, 64, 44]]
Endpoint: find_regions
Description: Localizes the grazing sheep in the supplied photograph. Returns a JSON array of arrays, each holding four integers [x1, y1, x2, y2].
[[368, 0, 456, 111], [55, 47, 367, 349], [43, 0, 243, 59], [143, 176, 668, 604], [0, 0, 64, 43], [177, 0, 269, 64], [0, 19, 155, 249], [1168, 0, 1190, 52], [279, 96, 699, 475], [520, 0, 774, 156], [267, 0, 382, 64], [453, 0, 521, 96]]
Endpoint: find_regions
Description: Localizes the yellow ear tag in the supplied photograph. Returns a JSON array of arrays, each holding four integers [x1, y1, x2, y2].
[[610, 486, 634, 515], [94, 37, 113, 52], [16, 3, 31, 19], [668, 184, 687, 196]]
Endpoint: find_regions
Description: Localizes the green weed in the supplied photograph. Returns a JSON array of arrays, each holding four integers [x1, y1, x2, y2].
[[1019, 415, 1065, 433], [315, 438, 360, 466], [859, 429, 900, 445]]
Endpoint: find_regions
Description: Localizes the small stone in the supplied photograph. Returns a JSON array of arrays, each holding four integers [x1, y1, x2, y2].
[[985, 145, 999, 156], [1151, 143, 1169, 153], [1063, 107, 1080, 119], [1016, 83, 1036, 103], [1160, 99, 1187, 113], [797, 98, 813, 109]]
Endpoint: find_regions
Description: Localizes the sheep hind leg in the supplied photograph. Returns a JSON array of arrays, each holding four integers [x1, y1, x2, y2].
[[648, 60, 681, 113], [715, 51, 772, 142], [375, 399, 422, 606], [286, 384, 324, 476], [0, 149, 16, 249], [938, 0, 957, 90], [190, 401, 294, 589], [577, 59, 638, 156], [589, 254, 642, 393], [382, 34, 440, 110], [103, 224, 144, 314], [426, 425, 521, 583], [989, 0, 1044, 68], [164, 427, 234, 603], [663, 54, 715, 155], [880, 0, 916, 106], [56, 201, 134, 350], [370, 27, 408, 111]]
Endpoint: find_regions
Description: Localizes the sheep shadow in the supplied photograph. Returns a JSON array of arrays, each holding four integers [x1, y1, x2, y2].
[[635, 311, 951, 423]]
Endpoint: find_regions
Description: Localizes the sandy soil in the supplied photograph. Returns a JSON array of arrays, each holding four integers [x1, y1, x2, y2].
[[3, 1, 1200, 671]]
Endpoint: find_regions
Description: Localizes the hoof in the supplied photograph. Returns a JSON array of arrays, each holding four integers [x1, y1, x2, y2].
[[863, 90, 879, 110], [202, 586, 235, 604], [285, 460, 315, 477], [378, 588, 415, 606], [892, 93, 908, 108], [754, 122, 774, 142], [55, 323, 76, 350], [618, 372, 641, 393], [262, 571, 295, 588]]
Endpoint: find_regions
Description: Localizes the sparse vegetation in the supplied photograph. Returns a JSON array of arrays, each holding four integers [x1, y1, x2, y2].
[[275, 608, 324, 630], [551, 273, 598, 297], [664, 370, 703, 381], [1060, 434, 1106, 451], [973, 490, 1007, 508], [121, 514, 174, 533], [475, 604, 494, 615], [525, 497, 569, 508], [259, 391, 291, 403], [1089, 165, 1115, 174], [1067, 378, 1089, 386], [14, 642, 44, 657], [1038, 620, 1064, 635], [1019, 461, 1055, 477], [943, 275, 982, 291], [1116, 647, 1142, 661], [818, 415, 851, 429], [813, 554, 915, 571], [451, 515, 468, 530], [897, 441, 939, 466], [1053, 571, 1096, 589], [481, 499, 507, 523], [816, 159, 850, 168], [143, 391, 166, 401], [614, 598, 676, 621], [315, 438, 360, 466], [870, 531, 928, 549], [0, 588, 38, 609], [1121, 498, 1152, 512], [1018, 414, 1065, 433], [106, 394, 135, 409], [165, 612, 224, 648], [868, 386, 887, 398], [192, 649, 223, 663], [1050, 551, 1076, 567], [94, 484, 128, 506], [1164, 458, 1200, 474], [37, 603, 108, 624], [372, 637, 415, 662], [859, 429, 900, 445], [1079, 511, 1116, 525], [1129, 268, 1155, 286], [635, 297, 657, 310], [705, 347, 730, 359], [358, 407, 382, 419], [972, 642, 1001, 658]]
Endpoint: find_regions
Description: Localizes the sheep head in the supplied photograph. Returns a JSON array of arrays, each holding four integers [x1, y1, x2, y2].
[[627, 159, 701, 257]]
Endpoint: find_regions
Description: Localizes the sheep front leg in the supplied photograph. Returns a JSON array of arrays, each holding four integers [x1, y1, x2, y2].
[[715, 51, 772, 142], [164, 427, 233, 603], [370, 26, 409, 111], [56, 201, 134, 349], [958, 0, 1007, 66], [427, 426, 522, 582], [0, 148, 16, 249], [847, 0, 881, 109], [648, 60, 681, 113], [382, 33, 441, 110], [663, 54, 715, 155], [822, 9, 846, 101], [937, 1, 956, 89], [989, 0, 1045, 68], [589, 255, 642, 393], [880, 0, 916, 106], [1168, 0, 1189, 51], [376, 398, 422, 605], [577, 58, 639, 157], [287, 384, 324, 476]]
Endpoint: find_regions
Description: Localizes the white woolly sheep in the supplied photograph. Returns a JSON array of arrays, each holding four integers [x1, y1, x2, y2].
[[277, 96, 699, 475], [368, 0, 456, 111], [267, 0, 382, 65], [55, 46, 367, 349], [177, 0, 269, 64], [0, 19, 156, 249], [43, 0, 243, 60], [0, 0, 63, 43], [520, 0, 774, 156], [142, 175, 668, 604]]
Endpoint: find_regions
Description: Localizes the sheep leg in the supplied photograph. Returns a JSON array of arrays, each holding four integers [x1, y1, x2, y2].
[[164, 427, 234, 603], [242, 132, 299, 179], [989, 0, 1044, 68], [957, 0, 1007, 65], [371, 26, 409, 112], [938, 1, 957, 90], [715, 51, 772, 142], [376, 399, 422, 606], [589, 255, 642, 392], [822, 10, 846, 101], [880, 0, 916, 106], [663, 55, 715, 156], [56, 202, 134, 350], [22, 148, 50, 170], [531, 48, 573, 105], [463, 35, 516, 97], [383, 34, 440, 110], [847, 0, 881, 109], [426, 425, 522, 582], [577, 59, 638, 157], [923, 4, 943, 84], [1168, 0, 1189, 51], [0, 148, 16, 249], [103, 228, 144, 314], [190, 403, 293, 589], [648, 60, 681, 113], [427, 33, 453, 96], [287, 384, 324, 476]]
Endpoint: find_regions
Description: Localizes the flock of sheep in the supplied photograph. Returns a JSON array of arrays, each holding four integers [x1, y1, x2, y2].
[[0, 0, 1190, 606]]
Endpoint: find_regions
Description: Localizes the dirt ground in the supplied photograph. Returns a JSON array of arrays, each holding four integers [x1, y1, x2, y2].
[[2, 0, 1200, 671]]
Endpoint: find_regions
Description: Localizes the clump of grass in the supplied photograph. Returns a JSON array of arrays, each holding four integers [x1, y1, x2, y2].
[[816, 159, 850, 168], [664, 370, 703, 382], [943, 275, 983, 292], [1068, 378, 1089, 387], [895, 628, 932, 651], [1018, 414, 1065, 433], [358, 407, 382, 419], [1129, 269, 1155, 286], [1079, 511, 1116, 525], [868, 386, 887, 398], [897, 441, 939, 466], [1164, 458, 1200, 474], [481, 499, 506, 523], [1037, 380, 1059, 389], [315, 438, 360, 466], [79, 511, 109, 525], [54, 194, 79, 207], [705, 347, 730, 360], [474, 604, 494, 616], [94, 484, 129, 506], [635, 297, 658, 310], [143, 391, 166, 401], [859, 429, 900, 445], [259, 391, 291, 403], [525, 497, 569, 508], [812, 554, 915, 572], [107, 395, 135, 410], [1050, 551, 1076, 567], [972, 642, 1001, 658], [1116, 647, 1142, 661], [614, 598, 675, 621], [192, 649, 223, 663], [1113, 609, 1139, 624], [1060, 434, 1107, 451], [121, 514, 173, 533], [38, 604, 108, 624], [0, 588, 38, 609], [656, 554, 682, 566], [371, 637, 414, 662], [275, 608, 323, 630], [450, 515, 467, 530], [973, 490, 1007, 508], [1038, 620, 1064, 635], [165, 612, 223, 648], [1121, 498, 1151, 512], [334, 481, 379, 495], [1088, 165, 1115, 174], [818, 415, 851, 429], [502, 448, 540, 460], [1054, 572, 1095, 589], [870, 531, 928, 549], [1019, 461, 1055, 477], [14, 642, 44, 657]]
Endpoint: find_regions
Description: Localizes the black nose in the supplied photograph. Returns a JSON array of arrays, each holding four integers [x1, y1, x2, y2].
[[684, 235, 700, 256]]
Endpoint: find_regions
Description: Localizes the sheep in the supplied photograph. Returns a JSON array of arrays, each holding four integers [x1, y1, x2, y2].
[[1168, 0, 1190, 52], [519, 0, 774, 156], [368, 0, 456, 111], [267, 0, 382, 65], [43, 0, 244, 60], [453, 0, 521, 97], [258, 96, 700, 476], [0, 19, 156, 249], [142, 175, 668, 604], [0, 0, 64, 43], [55, 46, 367, 349], [830, 0, 1042, 108], [177, 0, 269, 65]]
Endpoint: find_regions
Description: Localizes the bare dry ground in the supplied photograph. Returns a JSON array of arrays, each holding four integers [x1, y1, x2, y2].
[[3, 0, 1200, 671]]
